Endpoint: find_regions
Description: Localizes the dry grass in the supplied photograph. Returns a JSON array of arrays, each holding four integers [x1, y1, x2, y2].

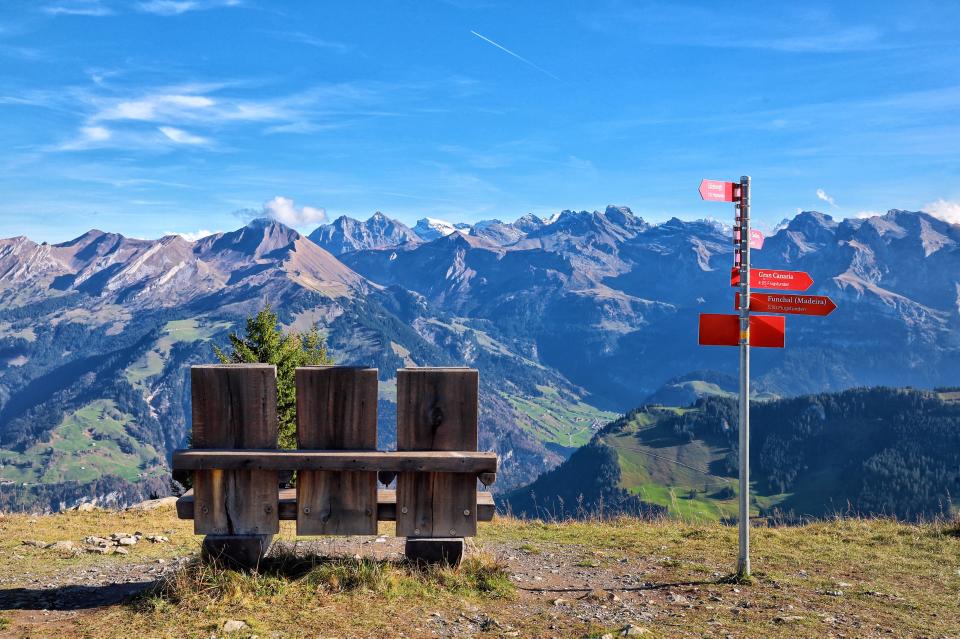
[[1, 506, 959, 638]]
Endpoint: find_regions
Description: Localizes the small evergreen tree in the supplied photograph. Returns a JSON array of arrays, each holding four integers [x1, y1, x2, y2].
[[214, 305, 333, 448]]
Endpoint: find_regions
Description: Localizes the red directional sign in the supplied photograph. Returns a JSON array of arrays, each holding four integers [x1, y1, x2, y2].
[[698, 313, 785, 348], [735, 292, 837, 316], [731, 268, 814, 291], [699, 179, 738, 202]]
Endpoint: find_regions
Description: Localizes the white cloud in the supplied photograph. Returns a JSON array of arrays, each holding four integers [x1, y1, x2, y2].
[[816, 188, 838, 207], [44, 1, 113, 16], [99, 94, 216, 122], [137, 0, 240, 15], [261, 196, 327, 227], [165, 229, 219, 241], [923, 199, 960, 224], [158, 126, 209, 145], [138, 1, 197, 15], [57, 125, 112, 150], [852, 210, 880, 219]]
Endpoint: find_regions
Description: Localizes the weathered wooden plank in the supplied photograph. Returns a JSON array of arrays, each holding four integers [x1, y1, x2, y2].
[[191, 364, 280, 536], [172, 449, 497, 472], [176, 489, 496, 522], [296, 366, 379, 535], [396, 368, 479, 538]]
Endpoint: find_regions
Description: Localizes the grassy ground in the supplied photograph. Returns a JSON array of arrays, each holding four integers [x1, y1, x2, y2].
[[1, 506, 958, 637]]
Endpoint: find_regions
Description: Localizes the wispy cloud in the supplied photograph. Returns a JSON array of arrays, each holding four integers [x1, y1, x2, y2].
[[469, 30, 559, 80], [137, 0, 240, 16], [57, 125, 112, 150], [923, 199, 960, 224], [44, 1, 113, 16], [158, 126, 209, 145], [268, 31, 350, 54], [581, 5, 888, 54], [816, 188, 838, 207]]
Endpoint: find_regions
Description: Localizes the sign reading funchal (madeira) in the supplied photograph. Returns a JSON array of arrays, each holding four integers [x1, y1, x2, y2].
[[696, 177, 837, 579]]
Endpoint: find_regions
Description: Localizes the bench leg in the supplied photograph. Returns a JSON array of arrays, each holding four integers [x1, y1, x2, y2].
[[404, 538, 465, 567], [201, 534, 273, 570]]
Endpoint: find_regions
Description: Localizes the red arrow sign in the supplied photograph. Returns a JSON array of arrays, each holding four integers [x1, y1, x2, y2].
[[731, 268, 814, 291], [699, 314, 785, 348], [699, 179, 738, 202], [735, 292, 837, 316]]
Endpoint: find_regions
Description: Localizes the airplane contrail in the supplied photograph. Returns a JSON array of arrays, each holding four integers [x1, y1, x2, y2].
[[470, 30, 559, 80]]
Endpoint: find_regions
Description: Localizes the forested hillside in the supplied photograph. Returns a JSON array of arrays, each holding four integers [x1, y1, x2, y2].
[[503, 387, 960, 521]]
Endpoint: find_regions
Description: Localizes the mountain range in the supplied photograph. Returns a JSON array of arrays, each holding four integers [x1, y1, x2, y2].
[[0, 205, 958, 510]]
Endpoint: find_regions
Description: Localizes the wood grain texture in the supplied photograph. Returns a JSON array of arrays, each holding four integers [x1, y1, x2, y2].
[[395, 368, 479, 538], [191, 364, 279, 536], [295, 366, 378, 535], [172, 449, 497, 472], [176, 489, 496, 522]]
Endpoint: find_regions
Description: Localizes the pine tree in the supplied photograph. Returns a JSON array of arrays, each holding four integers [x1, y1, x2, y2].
[[214, 306, 333, 448]]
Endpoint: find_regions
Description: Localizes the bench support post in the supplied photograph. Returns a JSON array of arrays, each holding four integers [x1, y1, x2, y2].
[[191, 365, 280, 569], [404, 538, 464, 566], [202, 534, 274, 570]]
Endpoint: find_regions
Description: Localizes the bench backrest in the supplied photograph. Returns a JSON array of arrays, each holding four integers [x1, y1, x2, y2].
[[188, 364, 481, 538]]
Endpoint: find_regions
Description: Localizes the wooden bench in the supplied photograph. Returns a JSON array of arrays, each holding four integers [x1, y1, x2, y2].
[[173, 364, 496, 567]]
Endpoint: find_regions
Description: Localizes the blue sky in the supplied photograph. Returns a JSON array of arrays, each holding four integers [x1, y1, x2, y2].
[[1, 0, 959, 242]]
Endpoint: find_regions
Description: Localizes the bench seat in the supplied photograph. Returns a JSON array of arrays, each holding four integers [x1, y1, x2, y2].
[[176, 488, 496, 523]]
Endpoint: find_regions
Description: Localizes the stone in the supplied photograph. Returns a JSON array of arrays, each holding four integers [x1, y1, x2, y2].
[[117, 537, 138, 546], [127, 496, 178, 511], [114, 546, 129, 555], [75, 502, 96, 512], [223, 620, 248, 633], [584, 589, 618, 603], [46, 541, 75, 552], [621, 626, 651, 637], [86, 545, 115, 555], [21, 540, 46, 547]]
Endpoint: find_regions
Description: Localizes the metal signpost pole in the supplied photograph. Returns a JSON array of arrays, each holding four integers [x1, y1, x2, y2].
[[737, 175, 751, 578]]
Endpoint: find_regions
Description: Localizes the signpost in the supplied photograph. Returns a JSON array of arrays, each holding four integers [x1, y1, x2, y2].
[[697, 176, 837, 579]]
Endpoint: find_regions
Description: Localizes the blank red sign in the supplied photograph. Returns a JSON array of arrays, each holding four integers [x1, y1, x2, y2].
[[699, 179, 738, 202], [698, 313, 785, 348]]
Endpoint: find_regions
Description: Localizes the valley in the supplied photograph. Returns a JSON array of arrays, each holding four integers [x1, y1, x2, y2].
[[0, 207, 958, 513]]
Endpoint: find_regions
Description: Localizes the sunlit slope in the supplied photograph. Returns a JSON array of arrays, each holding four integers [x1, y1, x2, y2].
[[503, 387, 960, 522]]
